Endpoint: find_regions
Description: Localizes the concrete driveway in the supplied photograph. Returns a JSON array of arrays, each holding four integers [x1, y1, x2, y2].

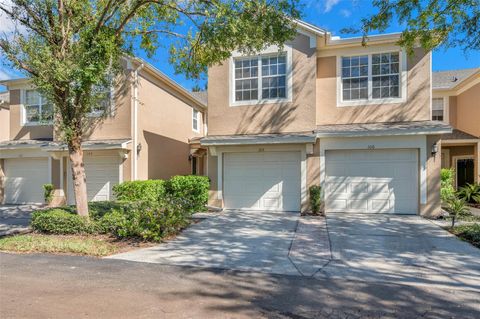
[[318, 213, 480, 291], [110, 210, 305, 275], [0, 205, 39, 236], [110, 210, 480, 290]]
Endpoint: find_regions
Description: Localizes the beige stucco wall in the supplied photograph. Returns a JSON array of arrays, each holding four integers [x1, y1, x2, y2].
[[456, 83, 480, 137], [448, 96, 457, 128], [0, 106, 9, 142], [136, 71, 204, 180], [316, 48, 431, 125], [9, 89, 54, 140], [207, 33, 317, 135], [421, 135, 442, 217], [83, 74, 132, 141]]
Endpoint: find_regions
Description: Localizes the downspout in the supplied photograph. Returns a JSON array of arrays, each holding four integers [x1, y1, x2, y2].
[[131, 62, 144, 181]]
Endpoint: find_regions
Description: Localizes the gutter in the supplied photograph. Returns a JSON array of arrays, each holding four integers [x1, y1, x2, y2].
[[131, 62, 144, 181]]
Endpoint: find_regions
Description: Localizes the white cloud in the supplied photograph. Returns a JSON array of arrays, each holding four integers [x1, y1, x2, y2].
[[340, 9, 351, 17], [0, 0, 17, 33], [324, 0, 341, 12]]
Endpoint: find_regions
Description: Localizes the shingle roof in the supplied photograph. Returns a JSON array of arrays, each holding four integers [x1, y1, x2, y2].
[[315, 121, 452, 137], [441, 129, 479, 140], [432, 68, 479, 90], [191, 91, 207, 105]]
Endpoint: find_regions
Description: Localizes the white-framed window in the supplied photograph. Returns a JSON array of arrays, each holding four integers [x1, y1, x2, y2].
[[337, 50, 406, 106], [432, 98, 444, 121], [230, 45, 292, 106], [89, 84, 113, 117], [23, 89, 53, 125], [192, 108, 200, 132]]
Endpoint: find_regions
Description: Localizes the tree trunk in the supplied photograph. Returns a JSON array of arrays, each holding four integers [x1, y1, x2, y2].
[[68, 140, 89, 217]]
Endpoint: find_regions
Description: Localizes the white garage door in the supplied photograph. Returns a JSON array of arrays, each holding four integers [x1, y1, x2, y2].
[[224, 151, 301, 211], [325, 149, 418, 214], [67, 155, 119, 204], [4, 157, 49, 204]]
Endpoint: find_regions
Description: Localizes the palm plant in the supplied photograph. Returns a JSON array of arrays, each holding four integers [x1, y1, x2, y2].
[[458, 183, 480, 204], [447, 197, 470, 228]]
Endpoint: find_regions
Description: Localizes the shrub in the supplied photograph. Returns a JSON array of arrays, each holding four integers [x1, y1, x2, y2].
[[458, 183, 480, 204], [113, 180, 166, 203], [440, 168, 456, 204], [309, 185, 322, 214], [88, 201, 131, 219], [43, 184, 54, 204], [102, 200, 192, 241], [31, 209, 96, 234], [446, 196, 470, 228], [451, 224, 480, 248], [165, 175, 209, 213], [97, 210, 128, 234]]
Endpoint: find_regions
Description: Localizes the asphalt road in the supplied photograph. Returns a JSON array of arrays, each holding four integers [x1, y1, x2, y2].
[[1, 253, 479, 319]]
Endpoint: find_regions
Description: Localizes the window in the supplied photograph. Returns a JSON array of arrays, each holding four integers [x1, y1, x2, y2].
[[432, 98, 444, 121], [24, 90, 53, 124], [340, 51, 402, 104], [372, 53, 400, 99], [89, 84, 112, 116], [341, 55, 368, 101], [192, 109, 199, 132], [234, 53, 287, 103]]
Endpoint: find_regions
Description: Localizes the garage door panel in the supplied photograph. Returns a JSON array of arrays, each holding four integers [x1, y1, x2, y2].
[[4, 158, 49, 204], [67, 156, 119, 204], [325, 149, 418, 214], [224, 151, 301, 211]]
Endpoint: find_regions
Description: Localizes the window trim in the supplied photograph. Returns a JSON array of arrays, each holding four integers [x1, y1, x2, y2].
[[192, 108, 200, 132], [229, 44, 293, 107], [21, 89, 53, 126], [88, 85, 115, 118], [431, 97, 445, 121], [336, 50, 407, 107], [431, 95, 449, 123]]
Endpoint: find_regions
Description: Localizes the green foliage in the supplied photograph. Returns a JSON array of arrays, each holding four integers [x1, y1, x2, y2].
[[352, 0, 480, 54], [450, 224, 480, 248], [113, 180, 166, 203], [113, 176, 209, 213], [31, 209, 96, 234], [440, 168, 456, 203], [458, 183, 480, 204], [32, 198, 196, 242], [309, 185, 322, 214], [165, 175, 210, 213], [43, 184, 54, 204], [446, 196, 470, 228]]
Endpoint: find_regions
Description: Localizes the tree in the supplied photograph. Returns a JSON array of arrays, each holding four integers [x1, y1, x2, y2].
[[0, 0, 300, 217], [358, 0, 480, 54]]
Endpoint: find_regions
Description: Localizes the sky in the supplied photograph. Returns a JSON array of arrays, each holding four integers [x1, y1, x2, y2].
[[1, 0, 479, 92]]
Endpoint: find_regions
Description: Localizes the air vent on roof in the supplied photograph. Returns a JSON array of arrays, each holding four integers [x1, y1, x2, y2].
[[451, 76, 458, 82]]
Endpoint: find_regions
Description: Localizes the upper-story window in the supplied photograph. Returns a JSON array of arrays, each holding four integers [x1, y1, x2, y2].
[[432, 98, 444, 121], [192, 108, 200, 132], [339, 51, 404, 106], [89, 84, 112, 117], [233, 52, 288, 103], [24, 90, 53, 124]]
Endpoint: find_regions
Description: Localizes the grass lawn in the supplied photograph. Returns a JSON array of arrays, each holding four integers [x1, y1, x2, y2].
[[0, 234, 153, 257], [450, 224, 480, 249]]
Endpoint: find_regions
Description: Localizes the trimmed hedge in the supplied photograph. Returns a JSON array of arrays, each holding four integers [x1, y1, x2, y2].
[[31, 209, 97, 234], [113, 175, 209, 213], [113, 180, 166, 203], [165, 175, 209, 213], [31, 176, 209, 241]]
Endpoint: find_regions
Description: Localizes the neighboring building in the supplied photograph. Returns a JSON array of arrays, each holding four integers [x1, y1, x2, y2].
[[433, 68, 480, 188], [199, 20, 451, 216], [0, 58, 206, 205]]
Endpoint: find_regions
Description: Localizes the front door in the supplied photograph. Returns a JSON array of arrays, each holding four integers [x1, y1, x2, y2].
[[456, 158, 474, 188]]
